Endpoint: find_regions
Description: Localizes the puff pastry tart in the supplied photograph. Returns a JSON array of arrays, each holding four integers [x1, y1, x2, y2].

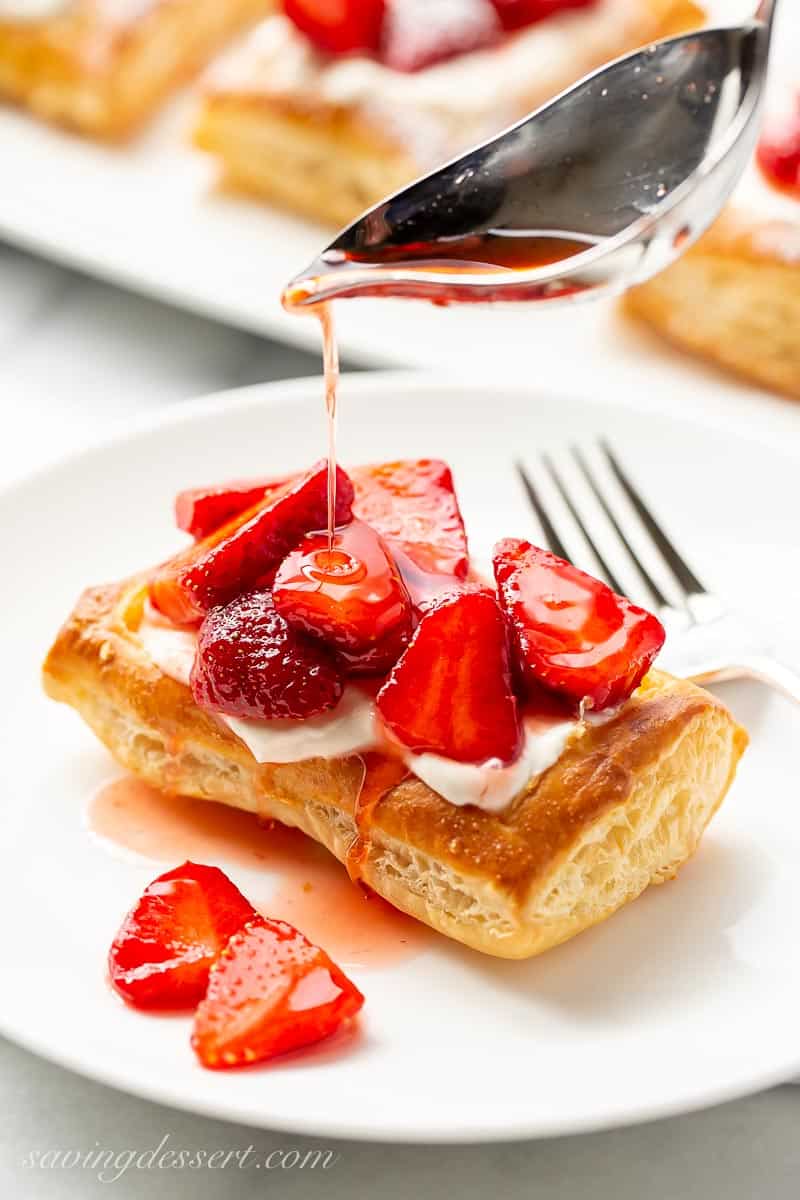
[[43, 458, 747, 959], [624, 209, 800, 401], [193, 0, 705, 228], [0, 0, 272, 138]]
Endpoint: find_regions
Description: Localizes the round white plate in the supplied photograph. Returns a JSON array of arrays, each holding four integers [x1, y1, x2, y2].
[[3, 374, 800, 1143]]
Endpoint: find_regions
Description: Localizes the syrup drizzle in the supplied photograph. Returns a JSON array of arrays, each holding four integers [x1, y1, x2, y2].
[[318, 302, 339, 551], [346, 752, 410, 884]]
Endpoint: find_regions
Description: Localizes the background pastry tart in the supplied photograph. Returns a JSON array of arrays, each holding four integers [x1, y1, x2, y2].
[[193, 0, 705, 228], [0, 0, 272, 138], [624, 209, 800, 402], [42, 582, 746, 960]]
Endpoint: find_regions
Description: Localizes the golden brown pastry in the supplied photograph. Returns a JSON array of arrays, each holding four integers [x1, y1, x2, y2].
[[43, 577, 747, 960], [624, 209, 800, 401], [0, 0, 271, 138], [194, 0, 705, 228]]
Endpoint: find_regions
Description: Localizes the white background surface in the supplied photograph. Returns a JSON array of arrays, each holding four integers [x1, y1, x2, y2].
[[0, 246, 799, 1193]]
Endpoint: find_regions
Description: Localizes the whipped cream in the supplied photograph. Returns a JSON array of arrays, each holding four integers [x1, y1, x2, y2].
[[138, 617, 578, 811], [0, 0, 70, 18], [209, 0, 652, 167]]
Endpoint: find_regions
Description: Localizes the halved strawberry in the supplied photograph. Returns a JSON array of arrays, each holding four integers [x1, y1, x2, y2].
[[191, 590, 344, 721], [150, 461, 354, 626], [273, 518, 413, 675], [377, 588, 522, 764], [493, 539, 665, 710], [175, 475, 292, 541], [490, 0, 596, 32], [283, 0, 385, 55], [351, 459, 469, 606], [108, 862, 256, 1010], [192, 916, 364, 1069], [380, 0, 500, 72]]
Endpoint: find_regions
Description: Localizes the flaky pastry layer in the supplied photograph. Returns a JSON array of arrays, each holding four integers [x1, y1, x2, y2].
[[624, 209, 800, 401], [194, 0, 705, 227], [0, 0, 270, 138], [43, 578, 747, 958]]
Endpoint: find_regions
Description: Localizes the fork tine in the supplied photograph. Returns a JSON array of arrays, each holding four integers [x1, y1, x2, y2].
[[571, 445, 671, 609], [514, 461, 570, 559], [541, 454, 626, 594], [600, 441, 706, 595]]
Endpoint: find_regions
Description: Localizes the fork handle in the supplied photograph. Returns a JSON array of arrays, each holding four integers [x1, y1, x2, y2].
[[734, 655, 800, 707]]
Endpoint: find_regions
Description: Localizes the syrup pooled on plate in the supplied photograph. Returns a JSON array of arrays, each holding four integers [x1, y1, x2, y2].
[[90, 777, 429, 965]]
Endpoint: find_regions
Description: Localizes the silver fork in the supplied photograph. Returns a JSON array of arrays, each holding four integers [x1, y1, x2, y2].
[[515, 442, 800, 706]]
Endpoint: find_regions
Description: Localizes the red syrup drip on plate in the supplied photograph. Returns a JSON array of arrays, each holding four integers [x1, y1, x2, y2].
[[90, 778, 430, 966]]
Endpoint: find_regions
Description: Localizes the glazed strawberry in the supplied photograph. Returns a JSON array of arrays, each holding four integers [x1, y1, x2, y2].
[[192, 916, 364, 1069], [377, 588, 522, 764], [351, 459, 469, 605], [108, 862, 256, 1010], [150, 462, 354, 626], [490, 0, 596, 32], [380, 0, 500, 72], [493, 539, 665, 710], [283, 0, 385, 55], [175, 475, 292, 541], [757, 97, 800, 196], [191, 590, 343, 721], [274, 519, 412, 675]]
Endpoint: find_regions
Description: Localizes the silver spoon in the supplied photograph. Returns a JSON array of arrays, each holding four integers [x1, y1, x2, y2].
[[285, 0, 778, 309]]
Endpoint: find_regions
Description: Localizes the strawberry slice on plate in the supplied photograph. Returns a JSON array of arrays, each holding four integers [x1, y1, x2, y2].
[[283, 0, 386, 55], [377, 588, 522, 764], [191, 590, 344, 721], [490, 0, 596, 32], [108, 862, 256, 1010], [192, 916, 364, 1069], [150, 461, 354, 626], [380, 0, 500, 72], [175, 475, 292, 541], [351, 459, 469, 605], [757, 96, 800, 196], [493, 538, 665, 710], [274, 518, 413, 675]]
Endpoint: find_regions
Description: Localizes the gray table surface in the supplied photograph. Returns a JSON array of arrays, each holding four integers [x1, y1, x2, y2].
[[2, 241, 798, 1198]]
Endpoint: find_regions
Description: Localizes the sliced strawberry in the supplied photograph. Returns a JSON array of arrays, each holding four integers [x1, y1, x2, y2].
[[274, 518, 412, 676], [757, 97, 800, 196], [493, 539, 665, 710], [377, 588, 521, 764], [175, 475, 293, 541], [490, 0, 596, 32], [283, 0, 385, 55], [351, 459, 469, 606], [380, 0, 500, 72], [150, 462, 354, 626], [108, 862, 256, 1010], [192, 916, 364, 1069], [191, 590, 343, 721]]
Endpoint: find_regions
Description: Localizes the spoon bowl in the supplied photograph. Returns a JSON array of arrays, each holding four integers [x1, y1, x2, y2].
[[285, 6, 777, 309]]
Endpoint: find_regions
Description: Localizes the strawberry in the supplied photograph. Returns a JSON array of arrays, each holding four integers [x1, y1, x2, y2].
[[380, 0, 500, 72], [274, 518, 412, 675], [493, 539, 665, 710], [192, 916, 364, 1069], [150, 462, 354, 626], [191, 590, 344, 721], [490, 0, 596, 32], [108, 862, 256, 1010], [377, 588, 522, 764], [351, 459, 469, 605], [283, 0, 385, 55], [175, 475, 293, 541], [757, 96, 800, 197]]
